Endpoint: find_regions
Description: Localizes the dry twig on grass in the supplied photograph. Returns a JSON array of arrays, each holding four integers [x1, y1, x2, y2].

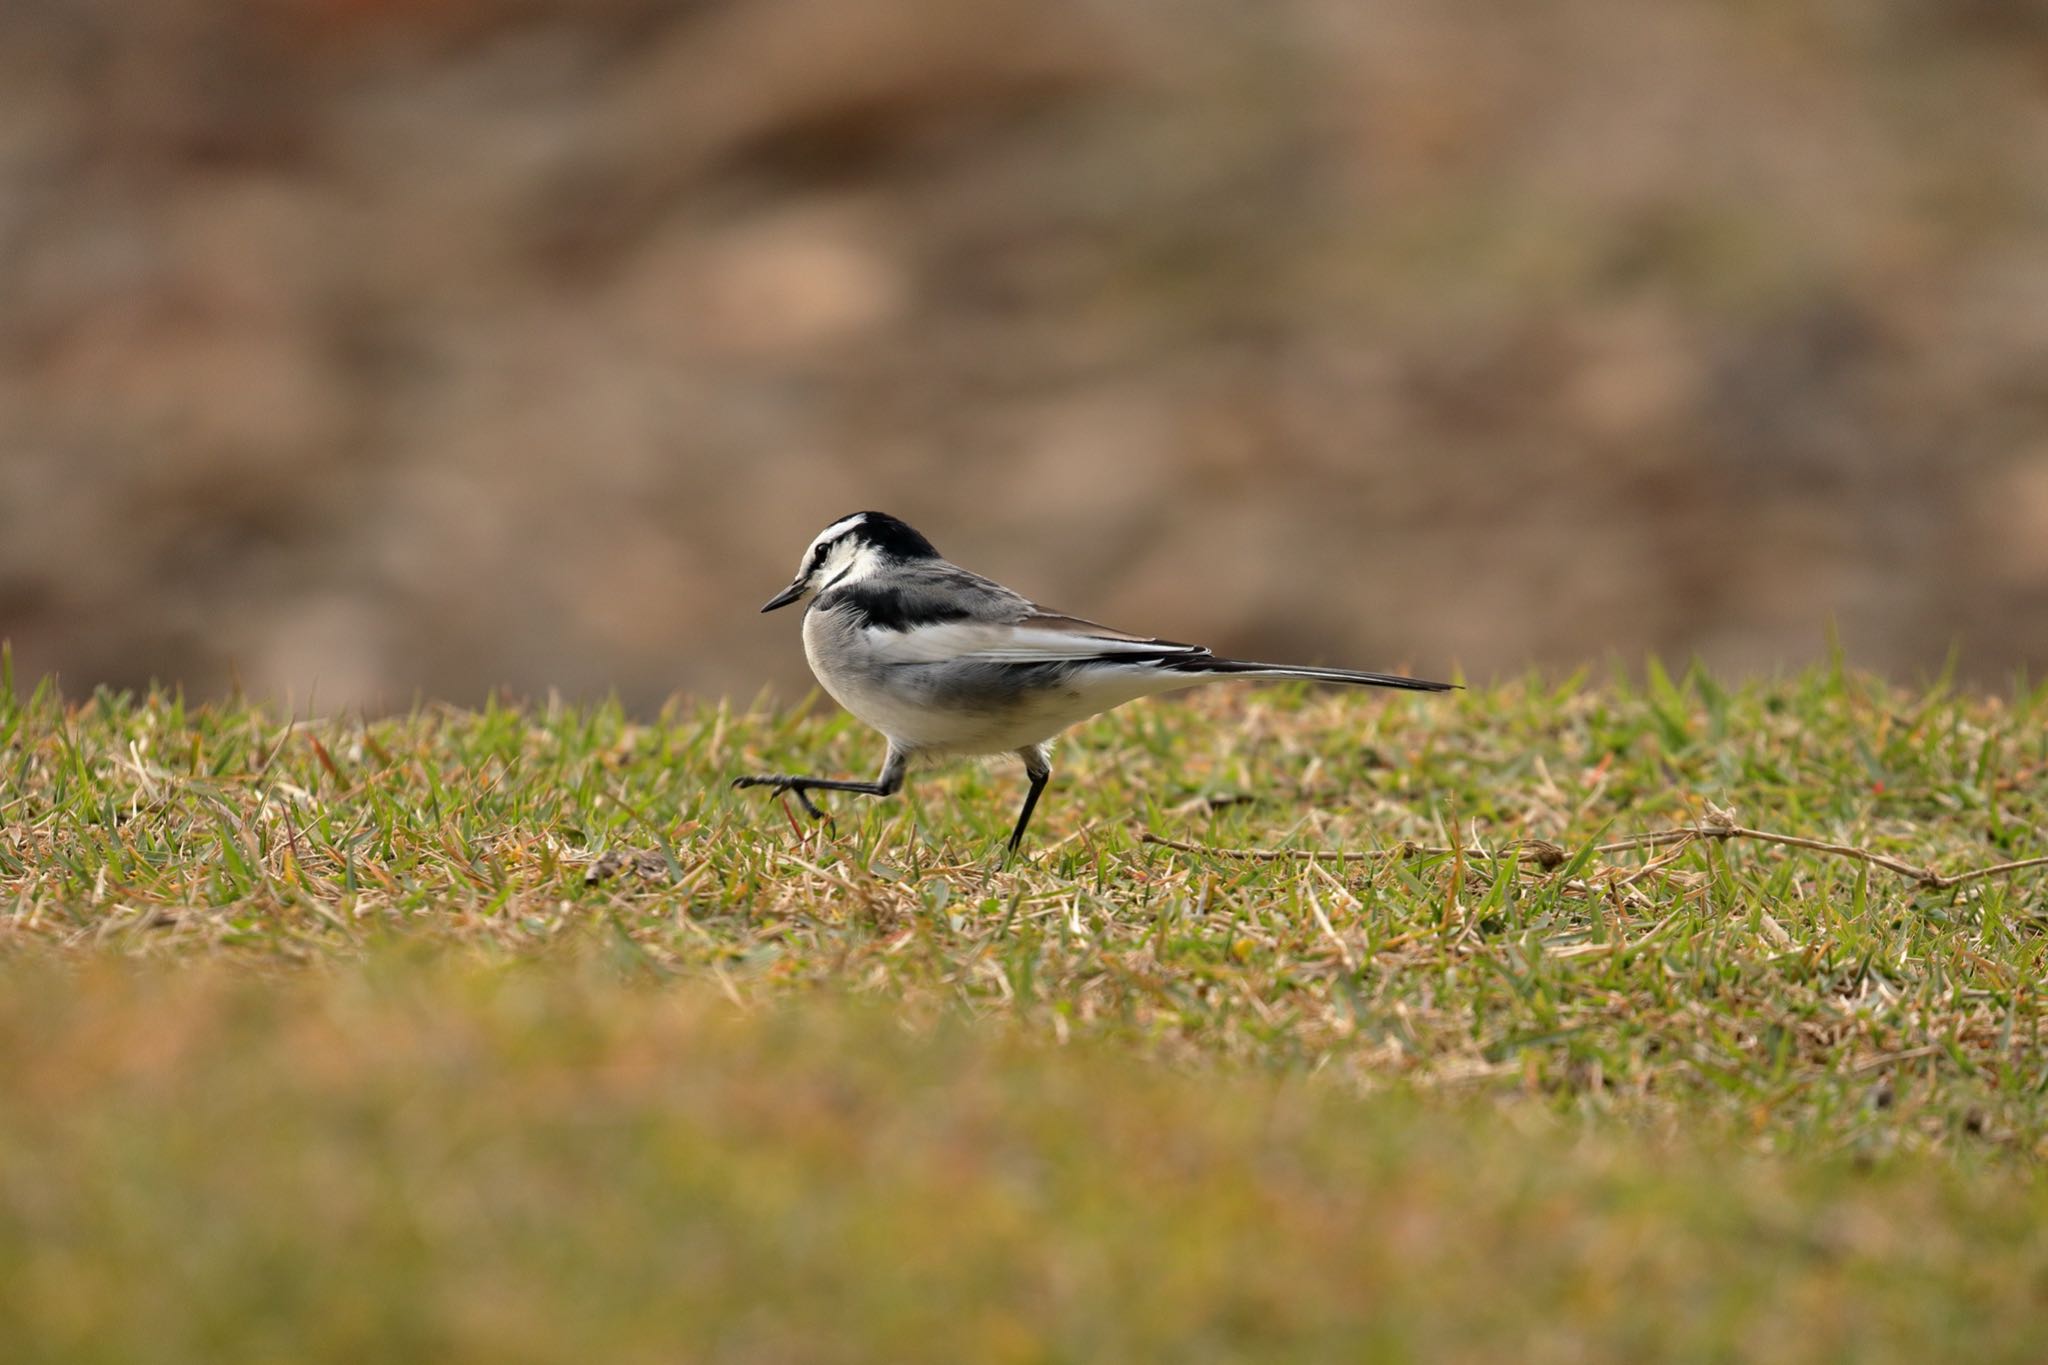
[[1139, 805, 2048, 892]]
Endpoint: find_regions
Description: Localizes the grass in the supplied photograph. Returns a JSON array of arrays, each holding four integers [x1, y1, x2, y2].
[[2, 651, 2046, 1358]]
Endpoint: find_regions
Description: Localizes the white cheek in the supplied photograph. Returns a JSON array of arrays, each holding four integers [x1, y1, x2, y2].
[[826, 545, 885, 587]]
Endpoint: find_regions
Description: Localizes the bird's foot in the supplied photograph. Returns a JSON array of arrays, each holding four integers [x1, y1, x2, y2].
[[731, 775, 829, 821]]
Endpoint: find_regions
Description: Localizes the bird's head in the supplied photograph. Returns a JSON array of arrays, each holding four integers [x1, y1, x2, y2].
[[760, 511, 941, 612]]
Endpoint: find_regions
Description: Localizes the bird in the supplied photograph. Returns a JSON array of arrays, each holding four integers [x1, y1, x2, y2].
[[733, 511, 1455, 852]]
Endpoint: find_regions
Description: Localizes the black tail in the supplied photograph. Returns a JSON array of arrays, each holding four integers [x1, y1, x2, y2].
[[1183, 658, 1457, 692]]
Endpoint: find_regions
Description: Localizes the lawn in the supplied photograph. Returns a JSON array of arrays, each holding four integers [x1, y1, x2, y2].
[[2, 650, 2045, 1360]]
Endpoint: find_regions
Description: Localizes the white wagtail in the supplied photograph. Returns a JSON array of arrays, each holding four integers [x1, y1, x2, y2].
[[734, 511, 1455, 851]]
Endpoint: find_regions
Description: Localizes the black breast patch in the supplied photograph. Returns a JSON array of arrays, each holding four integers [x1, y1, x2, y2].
[[819, 583, 979, 632]]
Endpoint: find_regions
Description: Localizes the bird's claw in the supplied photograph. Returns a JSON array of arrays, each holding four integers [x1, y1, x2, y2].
[[732, 775, 829, 821]]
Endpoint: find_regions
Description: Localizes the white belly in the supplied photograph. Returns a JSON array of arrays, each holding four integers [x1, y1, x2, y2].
[[824, 674, 1059, 753]]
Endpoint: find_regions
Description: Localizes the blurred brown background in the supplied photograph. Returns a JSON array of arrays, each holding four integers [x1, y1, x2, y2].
[[4, 0, 2048, 710]]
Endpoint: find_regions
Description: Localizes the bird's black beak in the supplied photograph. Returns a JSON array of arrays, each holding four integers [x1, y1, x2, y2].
[[760, 582, 805, 613]]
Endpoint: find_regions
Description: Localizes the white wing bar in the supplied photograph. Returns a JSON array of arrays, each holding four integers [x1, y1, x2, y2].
[[866, 619, 1208, 665]]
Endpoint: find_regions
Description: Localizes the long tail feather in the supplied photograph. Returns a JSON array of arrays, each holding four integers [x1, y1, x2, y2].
[[1183, 658, 1457, 692]]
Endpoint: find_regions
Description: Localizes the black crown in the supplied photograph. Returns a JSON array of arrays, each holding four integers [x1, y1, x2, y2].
[[845, 511, 940, 561]]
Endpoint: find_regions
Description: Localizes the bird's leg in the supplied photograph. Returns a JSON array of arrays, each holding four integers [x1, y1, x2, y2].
[[733, 744, 907, 823], [1006, 745, 1052, 854]]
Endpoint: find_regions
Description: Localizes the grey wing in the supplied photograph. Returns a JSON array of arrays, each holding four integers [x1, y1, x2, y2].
[[867, 596, 1214, 666], [835, 557, 1211, 664]]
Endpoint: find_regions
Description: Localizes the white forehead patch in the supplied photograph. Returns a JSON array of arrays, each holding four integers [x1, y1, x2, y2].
[[807, 514, 869, 557]]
